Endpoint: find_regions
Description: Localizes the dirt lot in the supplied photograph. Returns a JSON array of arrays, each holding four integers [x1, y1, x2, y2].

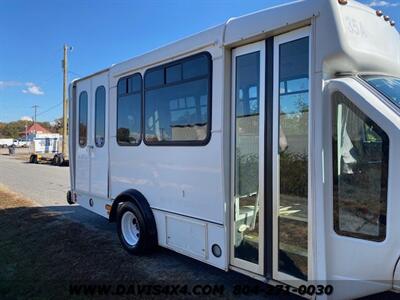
[[0, 185, 297, 299]]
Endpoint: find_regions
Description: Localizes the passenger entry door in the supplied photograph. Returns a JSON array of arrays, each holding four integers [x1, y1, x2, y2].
[[231, 41, 265, 275], [273, 28, 311, 283], [90, 74, 109, 198], [230, 29, 311, 279], [75, 74, 109, 198]]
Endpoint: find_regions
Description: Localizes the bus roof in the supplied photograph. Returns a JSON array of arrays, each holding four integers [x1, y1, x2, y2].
[[73, 0, 400, 84]]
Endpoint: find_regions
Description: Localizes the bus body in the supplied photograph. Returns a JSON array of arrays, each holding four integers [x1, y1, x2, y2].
[[68, 0, 400, 298]]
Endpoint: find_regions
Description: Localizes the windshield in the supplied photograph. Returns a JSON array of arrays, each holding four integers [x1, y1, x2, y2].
[[361, 75, 400, 108]]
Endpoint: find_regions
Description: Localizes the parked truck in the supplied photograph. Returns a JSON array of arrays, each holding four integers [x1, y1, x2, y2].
[[0, 139, 14, 148], [13, 139, 29, 148]]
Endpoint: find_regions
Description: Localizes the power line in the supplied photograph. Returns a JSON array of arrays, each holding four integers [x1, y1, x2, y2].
[[36, 102, 63, 117], [68, 70, 82, 77]]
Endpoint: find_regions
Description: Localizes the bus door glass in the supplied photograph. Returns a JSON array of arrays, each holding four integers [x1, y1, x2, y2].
[[273, 27, 311, 282], [231, 41, 265, 275]]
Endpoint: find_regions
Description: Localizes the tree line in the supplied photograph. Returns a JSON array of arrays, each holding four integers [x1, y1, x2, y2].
[[0, 118, 63, 139]]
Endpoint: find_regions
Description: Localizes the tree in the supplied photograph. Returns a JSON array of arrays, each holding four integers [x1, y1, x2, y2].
[[0, 117, 69, 138], [0, 123, 6, 138], [0, 121, 31, 139], [39, 121, 52, 132], [51, 118, 64, 134]]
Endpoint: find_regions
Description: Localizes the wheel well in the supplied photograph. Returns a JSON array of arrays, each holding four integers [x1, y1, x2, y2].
[[109, 189, 157, 242]]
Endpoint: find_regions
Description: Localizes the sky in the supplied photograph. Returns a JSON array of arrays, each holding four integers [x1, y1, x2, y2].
[[0, 0, 399, 123]]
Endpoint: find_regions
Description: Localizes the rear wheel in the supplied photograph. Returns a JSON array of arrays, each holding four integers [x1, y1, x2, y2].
[[52, 154, 58, 165], [57, 154, 64, 166], [29, 154, 38, 164], [116, 202, 155, 255], [52, 154, 64, 166]]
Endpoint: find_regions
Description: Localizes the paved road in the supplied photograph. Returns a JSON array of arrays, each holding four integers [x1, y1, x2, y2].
[[0, 153, 69, 205], [0, 153, 112, 231]]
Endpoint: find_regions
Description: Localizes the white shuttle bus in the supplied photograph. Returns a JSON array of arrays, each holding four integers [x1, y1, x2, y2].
[[67, 0, 400, 298]]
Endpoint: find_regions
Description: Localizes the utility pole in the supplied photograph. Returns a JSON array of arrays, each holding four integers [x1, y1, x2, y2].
[[32, 105, 39, 134], [62, 44, 69, 158]]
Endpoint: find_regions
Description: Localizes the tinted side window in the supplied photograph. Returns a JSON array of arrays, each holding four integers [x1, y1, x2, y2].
[[166, 64, 182, 84], [278, 37, 309, 281], [79, 91, 88, 147], [332, 92, 389, 241], [144, 53, 211, 145], [183, 55, 209, 79], [95, 86, 106, 147], [145, 69, 164, 89], [117, 74, 142, 146]]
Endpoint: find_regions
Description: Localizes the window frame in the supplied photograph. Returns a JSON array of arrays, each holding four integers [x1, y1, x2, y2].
[[359, 74, 400, 110], [78, 90, 88, 148], [116, 72, 143, 147], [94, 85, 106, 148], [331, 91, 389, 242], [143, 52, 213, 146]]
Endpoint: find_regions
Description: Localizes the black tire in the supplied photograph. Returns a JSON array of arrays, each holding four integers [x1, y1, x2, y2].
[[116, 202, 156, 255], [52, 154, 58, 165], [53, 154, 63, 166], [57, 155, 64, 166], [29, 154, 37, 164]]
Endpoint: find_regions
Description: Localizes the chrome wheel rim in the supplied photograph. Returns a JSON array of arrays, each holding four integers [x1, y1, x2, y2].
[[121, 211, 140, 246]]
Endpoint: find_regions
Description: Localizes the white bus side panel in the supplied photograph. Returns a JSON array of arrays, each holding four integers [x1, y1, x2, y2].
[[109, 48, 225, 225], [153, 210, 226, 270], [109, 136, 224, 224]]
